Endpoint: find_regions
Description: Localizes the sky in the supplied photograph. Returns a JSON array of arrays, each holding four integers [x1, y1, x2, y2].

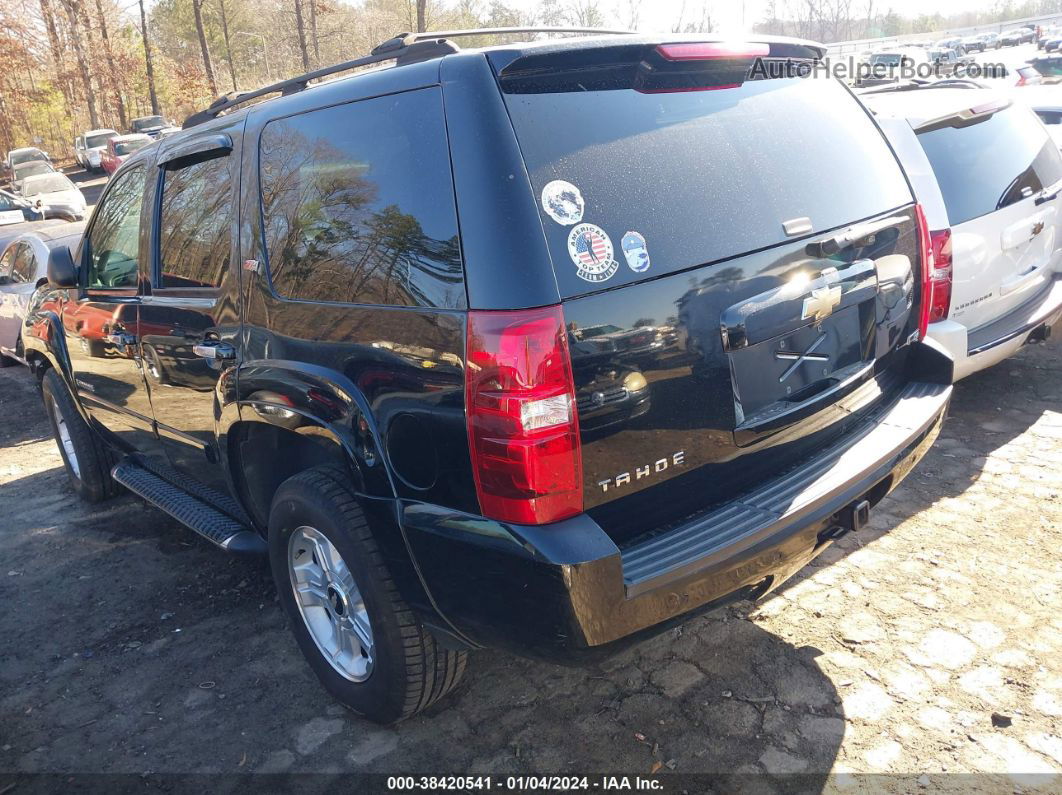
[[503, 0, 1010, 36]]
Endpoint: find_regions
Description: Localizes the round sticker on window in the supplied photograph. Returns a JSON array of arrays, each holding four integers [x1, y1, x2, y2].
[[541, 180, 585, 226], [567, 223, 619, 283], [621, 231, 651, 273]]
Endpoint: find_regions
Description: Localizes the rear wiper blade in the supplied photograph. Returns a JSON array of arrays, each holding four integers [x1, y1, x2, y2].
[[1035, 177, 1062, 205], [805, 215, 909, 258]]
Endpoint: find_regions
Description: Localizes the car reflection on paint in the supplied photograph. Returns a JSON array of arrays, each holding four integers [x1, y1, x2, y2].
[[573, 322, 666, 369], [569, 330, 651, 433]]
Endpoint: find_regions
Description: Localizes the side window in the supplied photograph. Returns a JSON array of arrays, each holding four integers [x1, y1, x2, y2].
[[258, 87, 464, 309], [157, 154, 233, 288], [11, 244, 36, 284], [0, 247, 14, 280], [86, 166, 146, 288]]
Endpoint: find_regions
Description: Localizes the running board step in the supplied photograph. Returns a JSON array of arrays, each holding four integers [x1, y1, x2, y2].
[[111, 459, 266, 555]]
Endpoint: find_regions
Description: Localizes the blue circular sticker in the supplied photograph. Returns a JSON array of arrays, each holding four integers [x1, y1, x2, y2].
[[621, 231, 650, 273]]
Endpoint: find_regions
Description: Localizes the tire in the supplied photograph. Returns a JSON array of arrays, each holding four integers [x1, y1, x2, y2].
[[142, 344, 167, 384], [41, 368, 121, 503], [268, 466, 467, 724]]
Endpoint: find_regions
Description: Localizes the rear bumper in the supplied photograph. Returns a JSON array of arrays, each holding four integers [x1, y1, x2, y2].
[[928, 275, 1062, 381], [402, 378, 951, 663]]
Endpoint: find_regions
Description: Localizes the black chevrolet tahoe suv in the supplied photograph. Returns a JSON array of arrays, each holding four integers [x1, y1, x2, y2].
[[25, 30, 953, 724]]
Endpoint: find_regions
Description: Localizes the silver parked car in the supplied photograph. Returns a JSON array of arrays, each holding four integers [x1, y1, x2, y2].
[[0, 223, 85, 366]]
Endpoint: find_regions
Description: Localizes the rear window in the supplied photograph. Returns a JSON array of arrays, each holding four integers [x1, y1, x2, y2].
[[503, 75, 912, 297], [114, 139, 148, 156], [917, 105, 1062, 226], [87, 133, 114, 148]]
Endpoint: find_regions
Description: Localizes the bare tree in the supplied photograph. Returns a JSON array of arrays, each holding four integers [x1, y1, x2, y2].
[[621, 0, 642, 30], [93, 0, 127, 128], [60, 0, 99, 128], [193, 0, 219, 96], [217, 0, 238, 92], [294, 0, 310, 70], [38, 0, 78, 135], [138, 0, 160, 115], [309, 0, 320, 64], [416, 0, 427, 31], [566, 0, 604, 26]]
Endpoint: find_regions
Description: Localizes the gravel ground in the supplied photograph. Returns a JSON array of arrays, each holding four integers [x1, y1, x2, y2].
[[0, 343, 1060, 789]]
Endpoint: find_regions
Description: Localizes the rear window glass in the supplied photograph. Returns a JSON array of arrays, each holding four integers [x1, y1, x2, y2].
[[503, 76, 912, 297], [917, 105, 1062, 226]]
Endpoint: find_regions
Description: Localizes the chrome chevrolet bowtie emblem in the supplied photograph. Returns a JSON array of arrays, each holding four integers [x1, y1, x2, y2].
[[802, 266, 842, 323], [776, 333, 830, 382], [802, 285, 841, 322]]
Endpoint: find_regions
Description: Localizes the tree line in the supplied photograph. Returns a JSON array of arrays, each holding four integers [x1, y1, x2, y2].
[[3, 0, 1062, 161]]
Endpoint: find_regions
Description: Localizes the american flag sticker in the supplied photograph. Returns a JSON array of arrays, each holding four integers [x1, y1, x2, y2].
[[566, 223, 619, 283]]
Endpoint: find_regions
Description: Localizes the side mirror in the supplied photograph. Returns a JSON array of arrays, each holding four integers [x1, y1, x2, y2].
[[47, 245, 78, 289]]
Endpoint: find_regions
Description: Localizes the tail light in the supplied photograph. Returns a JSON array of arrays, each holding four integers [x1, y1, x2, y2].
[[915, 204, 953, 337], [465, 306, 582, 525], [927, 229, 953, 323]]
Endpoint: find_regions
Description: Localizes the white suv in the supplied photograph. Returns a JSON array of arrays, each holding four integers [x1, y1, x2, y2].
[[865, 87, 1062, 380], [73, 128, 118, 173]]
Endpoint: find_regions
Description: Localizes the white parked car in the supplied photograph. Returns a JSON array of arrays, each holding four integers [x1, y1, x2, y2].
[[17, 172, 87, 219], [74, 128, 118, 173], [865, 87, 1062, 380], [0, 223, 85, 366]]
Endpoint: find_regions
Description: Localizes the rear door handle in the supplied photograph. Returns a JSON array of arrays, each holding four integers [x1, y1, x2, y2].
[[192, 341, 235, 360]]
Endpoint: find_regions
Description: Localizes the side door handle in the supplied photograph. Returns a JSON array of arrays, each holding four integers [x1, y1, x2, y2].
[[192, 340, 235, 360]]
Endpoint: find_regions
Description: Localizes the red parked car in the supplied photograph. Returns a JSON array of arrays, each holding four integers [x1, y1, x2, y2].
[[100, 134, 152, 175]]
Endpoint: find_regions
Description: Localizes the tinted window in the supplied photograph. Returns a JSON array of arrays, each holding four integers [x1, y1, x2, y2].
[[86, 133, 113, 149], [503, 76, 912, 298], [86, 166, 145, 288], [917, 106, 1062, 225], [11, 244, 35, 283], [133, 116, 164, 131], [1037, 110, 1062, 125], [258, 87, 463, 308], [114, 139, 148, 156], [10, 150, 43, 166], [158, 154, 233, 288]]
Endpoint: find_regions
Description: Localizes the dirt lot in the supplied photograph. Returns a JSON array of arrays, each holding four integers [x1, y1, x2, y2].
[[1, 342, 1060, 787]]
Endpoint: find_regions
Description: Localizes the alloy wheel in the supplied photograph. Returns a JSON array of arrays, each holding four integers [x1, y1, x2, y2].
[[287, 525, 375, 682]]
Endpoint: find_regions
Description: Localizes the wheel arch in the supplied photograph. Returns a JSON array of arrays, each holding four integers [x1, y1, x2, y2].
[[225, 359, 397, 530]]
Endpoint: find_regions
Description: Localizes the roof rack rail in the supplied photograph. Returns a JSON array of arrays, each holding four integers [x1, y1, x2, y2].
[[372, 26, 634, 52], [183, 26, 634, 129], [182, 37, 459, 129]]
